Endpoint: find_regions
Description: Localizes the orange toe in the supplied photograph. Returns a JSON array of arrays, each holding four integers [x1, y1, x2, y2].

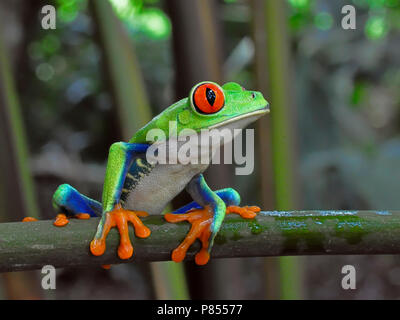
[[171, 247, 187, 263], [22, 217, 38, 222], [128, 211, 151, 238], [101, 264, 111, 270], [54, 213, 69, 227], [195, 249, 210, 265], [165, 206, 213, 265], [90, 204, 150, 260], [135, 211, 149, 218], [226, 205, 260, 219], [90, 239, 106, 256], [75, 213, 90, 220], [117, 241, 133, 260]]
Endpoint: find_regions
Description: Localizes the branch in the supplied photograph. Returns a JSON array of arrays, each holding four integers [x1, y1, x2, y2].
[[1, 210, 399, 272]]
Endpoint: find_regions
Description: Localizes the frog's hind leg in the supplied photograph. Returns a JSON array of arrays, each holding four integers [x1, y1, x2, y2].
[[172, 188, 241, 214], [51, 184, 102, 226]]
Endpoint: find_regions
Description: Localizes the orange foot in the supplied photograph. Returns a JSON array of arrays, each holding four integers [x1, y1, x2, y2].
[[90, 204, 151, 260], [164, 206, 214, 265], [53, 212, 91, 227], [165, 205, 260, 265]]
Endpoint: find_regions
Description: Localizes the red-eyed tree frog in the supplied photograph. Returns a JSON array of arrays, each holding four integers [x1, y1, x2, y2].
[[50, 81, 269, 265]]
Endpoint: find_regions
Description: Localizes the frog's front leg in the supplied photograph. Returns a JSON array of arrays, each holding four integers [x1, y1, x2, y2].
[[90, 142, 151, 260], [164, 174, 260, 265]]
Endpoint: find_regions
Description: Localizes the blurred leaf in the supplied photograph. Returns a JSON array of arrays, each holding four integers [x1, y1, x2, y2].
[[314, 12, 333, 31], [350, 81, 368, 107], [109, 0, 171, 40], [365, 15, 389, 40]]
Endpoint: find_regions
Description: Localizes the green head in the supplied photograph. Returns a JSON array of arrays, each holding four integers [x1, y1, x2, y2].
[[131, 81, 269, 143]]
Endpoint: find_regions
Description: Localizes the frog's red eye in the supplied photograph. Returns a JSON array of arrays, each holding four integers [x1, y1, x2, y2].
[[192, 83, 225, 115]]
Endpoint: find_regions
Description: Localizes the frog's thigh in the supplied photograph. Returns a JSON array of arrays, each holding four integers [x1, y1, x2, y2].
[[52, 184, 102, 217], [216, 188, 241, 206]]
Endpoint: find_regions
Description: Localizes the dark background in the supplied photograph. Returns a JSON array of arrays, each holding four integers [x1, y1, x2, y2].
[[0, 0, 399, 299]]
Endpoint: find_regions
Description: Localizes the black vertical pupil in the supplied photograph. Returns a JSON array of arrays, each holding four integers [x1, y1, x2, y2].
[[206, 88, 216, 106]]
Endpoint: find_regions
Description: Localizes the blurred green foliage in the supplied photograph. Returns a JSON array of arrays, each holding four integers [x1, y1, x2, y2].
[[287, 0, 400, 40], [21, 0, 173, 162], [8, 0, 400, 299], [109, 0, 171, 40]]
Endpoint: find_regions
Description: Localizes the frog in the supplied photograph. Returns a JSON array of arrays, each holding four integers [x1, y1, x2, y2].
[[51, 81, 269, 265]]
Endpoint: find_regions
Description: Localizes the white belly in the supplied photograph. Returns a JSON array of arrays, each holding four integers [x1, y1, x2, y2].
[[123, 163, 208, 215]]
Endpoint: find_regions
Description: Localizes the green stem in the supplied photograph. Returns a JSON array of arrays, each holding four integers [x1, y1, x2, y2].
[[263, 0, 301, 299], [0, 30, 39, 220], [91, 0, 152, 139]]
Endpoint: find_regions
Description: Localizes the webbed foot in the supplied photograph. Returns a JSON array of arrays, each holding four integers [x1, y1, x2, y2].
[[164, 206, 214, 265], [90, 204, 151, 260], [165, 205, 260, 265], [53, 212, 91, 227]]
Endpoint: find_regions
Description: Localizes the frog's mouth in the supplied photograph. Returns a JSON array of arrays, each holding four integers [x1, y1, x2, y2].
[[208, 105, 269, 130]]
